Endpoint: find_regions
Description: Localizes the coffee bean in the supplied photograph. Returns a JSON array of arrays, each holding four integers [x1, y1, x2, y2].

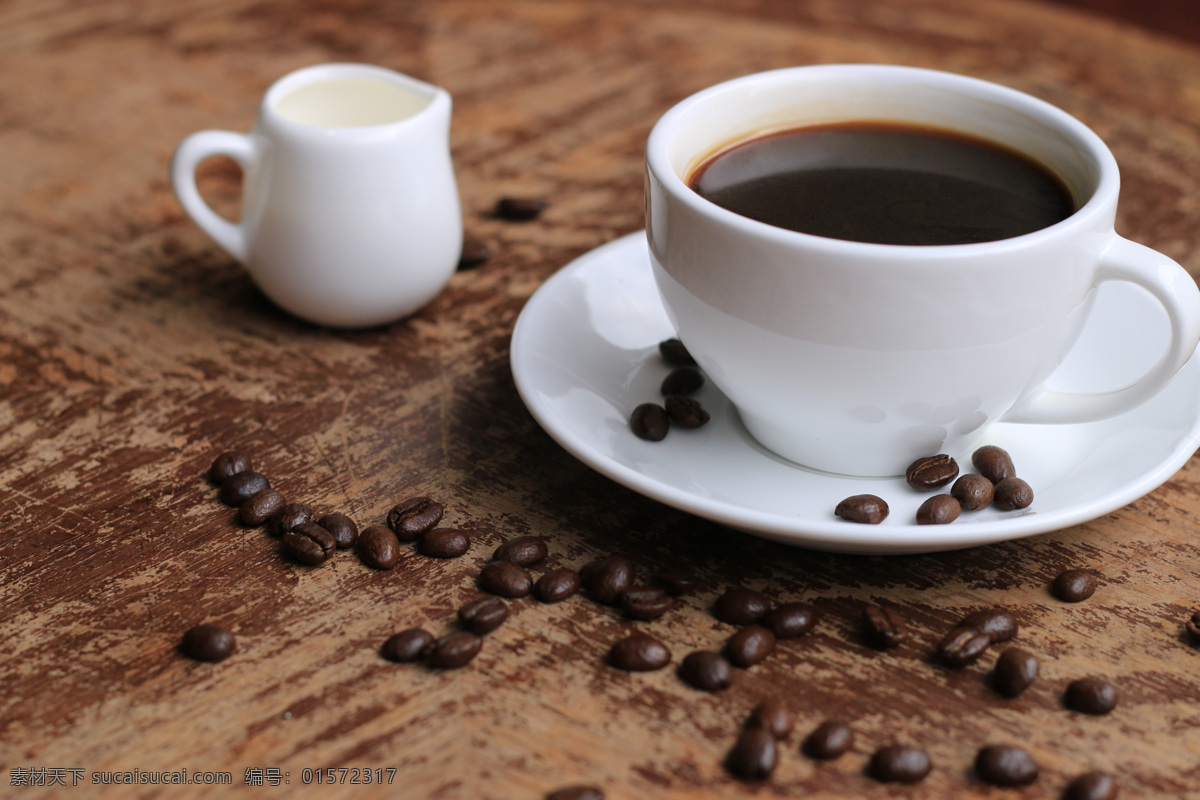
[[478, 560, 533, 598], [659, 338, 697, 367], [545, 786, 604, 800], [1065, 677, 1117, 715], [239, 488, 285, 526], [868, 745, 931, 783], [746, 697, 794, 739], [380, 629, 434, 663], [607, 633, 671, 671], [1063, 771, 1117, 800], [420, 527, 471, 559], [620, 586, 675, 621], [180, 624, 235, 662], [492, 536, 549, 566], [973, 445, 1016, 483], [993, 477, 1034, 510], [974, 745, 1038, 787], [762, 601, 818, 639], [802, 720, 854, 760], [655, 570, 698, 596], [905, 454, 959, 491], [713, 588, 770, 626], [457, 236, 492, 270], [266, 503, 315, 538], [318, 512, 358, 549], [724, 625, 776, 668], [458, 596, 509, 635], [425, 631, 482, 669], [533, 567, 581, 603], [863, 604, 907, 649], [581, 556, 635, 605], [664, 395, 710, 428], [218, 470, 270, 506], [1186, 610, 1200, 644], [387, 496, 444, 541], [834, 494, 889, 524], [992, 647, 1039, 698], [916, 494, 961, 525], [281, 522, 336, 565], [356, 525, 401, 570], [725, 728, 777, 781], [959, 608, 1018, 643], [661, 367, 704, 396], [630, 403, 669, 441], [209, 451, 251, 484], [951, 473, 994, 510], [1052, 568, 1098, 602], [937, 627, 991, 668], [677, 651, 733, 692], [496, 196, 546, 221]]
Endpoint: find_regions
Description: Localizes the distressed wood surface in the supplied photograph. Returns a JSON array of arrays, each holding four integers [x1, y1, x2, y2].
[[3, 1, 1200, 798]]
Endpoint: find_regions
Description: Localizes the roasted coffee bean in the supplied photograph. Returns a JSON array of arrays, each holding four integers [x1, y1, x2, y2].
[[545, 786, 604, 800], [973, 445, 1016, 483], [266, 503, 315, 538], [802, 720, 854, 760], [975, 745, 1038, 787], [916, 494, 961, 525], [387, 496, 444, 541], [938, 627, 992, 668], [905, 454, 959, 490], [746, 697, 794, 739], [1052, 568, 1098, 602], [282, 522, 336, 565], [725, 727, 777, 781], [380, 629, 434, 663], [458, 596, 509, 635], [655, 570, 698, 596], [239, 488, 285, 526], [607, 633, 671, 671], [620, 586, 675, 621], [478, 560, 534, 598], [318, 512, 358, 549], [534, 567, 581, 603], [1063, 771, 1117, 800], [208, 451, 251, 484], [835, 494, 889, 524], [951, 473, 994, 510], [1186, 610, 1200, 644], [664, 395, 710, 428], [630, 403, 669, 441], [425, 631, 482, 669], [677, 651, 733, 692], [180, 624, 235, 662], [992, 647, 1039, 698], [960, 608, 1018, 643], [993, 477, 1034, 510], [420, 527, 471, 559], [1065, 677, 1118, 715], [356, 525, 401, 569], [725, 625, 776, 668], [863, 604, 907, 649], [661, 367, 704, 396], [457, 236, 492, 270], [492, 536, 549, 566], [658, 338, 697, 367], [762, 601, 818, 639], [713, 588, 770, 626], [219, 470, 270, 506], [868, 745, 931, 783], [581, 555, 635, 605], [496, 196, 546, 221]]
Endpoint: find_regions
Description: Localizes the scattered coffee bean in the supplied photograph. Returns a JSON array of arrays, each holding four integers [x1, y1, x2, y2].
[[281, 522, 336, 565], [973, 445, 1016, 483], [496, 196, 546, 221], [951, 473, 994, 510], [834, 494, 889, 524], [905, 454, 959, 490], [761, 601, 818, 639], [916, 494, 961, 525], [492, 536, 549, 566], [868, 745, 931, 783], [545, 786, 604, 800], [630, 402, 669, 441], [959, 608, 1018, 643], [993, 477, 1034, 510], [802, 720, 854, 760], [992, 647, 1039, 698], [937, 627, 991, 668], [218, 470, 270, 506], [661, 367, 704, 396], [1186, 610, 1200, 644], [620, 586, 675, 620], [725, 727, 777, 781], [725, 625, 776, 668], [863, 604, 907, 649], [380, 629, 434, 663], [607, 633, 671, 671], [425, 631, 483, 669], [533, 567, 582, 603], [655, 570, 698, 596], [581, 556, 635, 605], [458, 596, 509, 635], [356, 525, 401, 570], [420, 527, 471, 559], [1065, 677, 1117, 715], [747, 698, 794, 739], [387, 496, 444, 541], [209, 451, 252, 484], [318, 512, 358, 549], [713, 588, 770, 626], [266, 503, 315, 538], [677, 651, 733, 692], [478, 560, 534, 598], [457, 236, 492, 270], [239, 488, 285, 526], [180, 624, 235, 663], [664, 395, 710, 428], [658, 338, 697, 367], [1063, 771, 1117, 800], [1052, 568, 1098, 602], [975, 745, 1038, 787]]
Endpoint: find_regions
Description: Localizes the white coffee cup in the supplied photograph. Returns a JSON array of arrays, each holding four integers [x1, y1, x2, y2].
[[645, 64, 1200, 477], [172, 63, 462, 328]]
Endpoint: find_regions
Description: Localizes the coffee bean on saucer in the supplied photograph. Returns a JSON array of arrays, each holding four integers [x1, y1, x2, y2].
[[975, 744, 1039, 786], [534, 567, 581, 603], [282, 522, 336, 565], [420, 527, 471, 558], [906, 454, 959, 490], [318, 512, 358, 549], [496, 196, 547, 221], [1065, 677, 1118, 715], [478, 560, 534, 598], [916, 494, 961, 525], [677, 651, 733, 692], [661, 367, 704, 396], [664, 395, 710, 428], [993, 477, 1034, 510], [1063, 771, 1117, 800], [937, 627, 991, 668], [581, 556, 635, 605], [607, 633, 670, 671], [761, 601, 818, 639], [387, 496, 444, 540], [973, 445, 1016, 483], [181, 624, 235, 662], [951, 474, 994, 510], [457, 236, 492, 270], [655, 570, 698, 596], [992, 647, 1039, 698], [1052, 568, 1098, 602], [545, 786, 604, 800], [219, 471, 270, 506], [746, 698, 794, 739], [620, 586, 675, 620], [868, 745, 931, 783], [357, 525, 401, 569], [725, 727, 777, 781], [492, 535, 549, 566], [240, 488, 285, 526], [724, 625, 776, 668], [630, 403, 669, 441], [425, 631, 482, 669], [863, 604, 907, 649], [458, 596, 509, 635], [658, 338, 697, 367], [803, 720, 854, 760], [960, 608, 1018, 643], [209, 451, 252, 484], [1186, 610, 1200, 644], [713, 588, 770, 626], [835, 494, 888, 524], [266, 503, 315, 537], [380, 629, 434, 663]]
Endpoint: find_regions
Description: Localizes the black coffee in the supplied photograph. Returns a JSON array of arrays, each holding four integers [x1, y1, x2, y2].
[[690, 122, 1075, 245]]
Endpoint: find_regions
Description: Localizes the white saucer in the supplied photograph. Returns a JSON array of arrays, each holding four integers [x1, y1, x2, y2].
[[510, 232, 1200, 554]]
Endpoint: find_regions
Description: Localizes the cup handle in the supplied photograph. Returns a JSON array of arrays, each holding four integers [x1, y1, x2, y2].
[[170, 130, 254, 263], [1003, 236, 1200, 424]]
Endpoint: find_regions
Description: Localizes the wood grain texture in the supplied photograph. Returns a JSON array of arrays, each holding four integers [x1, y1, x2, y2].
[[2, 0, 1200, 798]]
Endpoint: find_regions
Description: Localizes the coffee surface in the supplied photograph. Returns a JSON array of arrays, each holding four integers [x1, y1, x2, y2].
[[689, 122, 1075, 245]]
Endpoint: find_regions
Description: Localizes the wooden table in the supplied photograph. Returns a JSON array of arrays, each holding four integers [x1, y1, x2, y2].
[[4, 1, 1200, 797]]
